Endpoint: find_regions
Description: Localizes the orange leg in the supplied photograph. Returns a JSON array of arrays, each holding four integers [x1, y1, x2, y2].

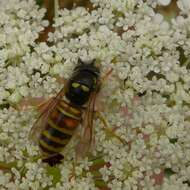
[[16, 94, 66, 113], [69, 159, 76, 181], [95, 68, 113, 91], [35, 97, 56, 113], [96, 111, 126, 145], [100, 68, 113, 83], [55, 75, 67, 85], [16, 97, 45, 111], [16, 97, 54, 112]]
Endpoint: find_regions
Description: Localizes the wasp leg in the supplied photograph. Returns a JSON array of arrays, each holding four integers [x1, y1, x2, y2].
[[16, 96, 65, 113], [65, 139, 80, 181], [15, 97, 45, 111], [16, 97, 53, 112], [33, 96, 64, 113], [95, 111, 126, 145], [35, 97, 57, 113], [69, 158, 77, 181], [42, 153, 64, 166], [100, 68, 113, 84], [55, 75, 67, 85]]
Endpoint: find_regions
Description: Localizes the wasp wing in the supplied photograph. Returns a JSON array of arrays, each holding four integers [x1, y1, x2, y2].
[[75, 69, 113, 158], [29, 87, 65, 143], [75, 89, 98, 159]]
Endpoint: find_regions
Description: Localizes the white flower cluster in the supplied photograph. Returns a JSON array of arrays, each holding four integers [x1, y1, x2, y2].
[[0, 0, 190, 189], [0, 0, 50, 104], [0, 108, 54, 189]]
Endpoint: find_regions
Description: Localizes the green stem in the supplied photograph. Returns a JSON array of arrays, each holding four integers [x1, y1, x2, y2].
[[54, 0, 59, 19]]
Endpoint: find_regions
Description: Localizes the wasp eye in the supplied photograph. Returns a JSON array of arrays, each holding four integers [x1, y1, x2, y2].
[[81, 85, 89, 92], [72, 82, 80, 88]]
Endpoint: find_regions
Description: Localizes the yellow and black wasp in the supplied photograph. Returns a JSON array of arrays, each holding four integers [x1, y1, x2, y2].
[[28, 59, 113, 166]]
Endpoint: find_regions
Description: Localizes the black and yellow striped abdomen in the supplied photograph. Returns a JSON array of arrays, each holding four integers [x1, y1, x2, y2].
[[39, 100, 82, 157]]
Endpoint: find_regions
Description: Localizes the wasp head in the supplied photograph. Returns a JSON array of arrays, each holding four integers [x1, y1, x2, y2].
[[66, 59, 100, 106]]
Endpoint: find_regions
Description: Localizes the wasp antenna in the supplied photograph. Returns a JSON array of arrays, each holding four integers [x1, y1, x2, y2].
[[78, 58, 84, 65], [90, 59, 96, 65]]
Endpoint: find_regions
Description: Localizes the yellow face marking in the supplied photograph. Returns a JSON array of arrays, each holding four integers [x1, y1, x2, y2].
[[81, 85, 89, 92], [72, 82, 80, 88]]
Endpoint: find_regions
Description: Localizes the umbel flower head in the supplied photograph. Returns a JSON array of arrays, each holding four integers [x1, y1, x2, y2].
[[0, 0, 190, 189]]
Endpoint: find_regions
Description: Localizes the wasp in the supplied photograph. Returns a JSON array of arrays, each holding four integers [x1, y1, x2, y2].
[[28, 59, 113, 166]]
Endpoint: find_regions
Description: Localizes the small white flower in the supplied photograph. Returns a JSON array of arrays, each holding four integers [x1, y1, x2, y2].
[[177, 0, 190, 13], [7, 90, 22, 103], [158, 0, 171, 6], [0, 0, 190, 189]]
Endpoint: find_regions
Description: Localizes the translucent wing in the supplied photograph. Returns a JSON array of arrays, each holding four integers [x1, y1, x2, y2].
[[75, 69, 113, 159], [29, 87, 65, 143], [75, 88, 99, 159]]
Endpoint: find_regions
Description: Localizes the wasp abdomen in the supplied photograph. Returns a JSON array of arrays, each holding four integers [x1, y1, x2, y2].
[[39, 100, 82, 164]]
